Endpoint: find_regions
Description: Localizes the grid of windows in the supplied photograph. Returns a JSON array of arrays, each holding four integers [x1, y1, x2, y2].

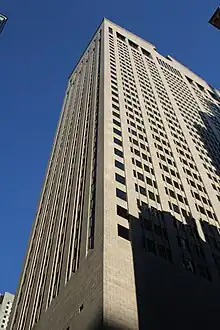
[[10, 21, 220, 330], [12, 30, 103, 330], [117, 38, 161, 209], [161, 68, 218, 222]]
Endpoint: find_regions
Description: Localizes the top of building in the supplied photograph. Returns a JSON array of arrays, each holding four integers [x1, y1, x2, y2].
[[209, 7, 220, 30], [69, 18, 219, 94], [0, 13, 8, 34]]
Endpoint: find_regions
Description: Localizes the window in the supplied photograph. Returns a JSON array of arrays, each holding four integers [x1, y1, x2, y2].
[[115, 173, 126, 185], [144, 164, 150, 172], [140, 186, 147, 196], [112, 111, 120, 119], [115, 160, 124, 170], [116, 188, 127, 201], [146, 177, 153, 186], [149, 191, 155, 201], [114, 137, 122, 146], [114, 148, 123, 158], [117, 205, 128, 219], [117, 32, 126, 41], [118, 224, 130, 240], [137, 172, 144, 181], [113, 119, 121, 127], [113, 127, 121, 136], [146, 238, 157, 254], [172, 203, 180, 214], [141, 48, 152, 58], [136, 160, 142, 168], [182, 257, 195, 273]]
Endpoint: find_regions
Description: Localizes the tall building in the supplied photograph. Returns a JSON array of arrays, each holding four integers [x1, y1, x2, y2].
[[0, 13, 8, 34], [209, 7, 220, 30], [8, 18, 220, 330], [0, 292, 14, 329]]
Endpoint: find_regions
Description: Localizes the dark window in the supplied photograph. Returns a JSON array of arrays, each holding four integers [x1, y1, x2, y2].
[[117, 205, 128, 219], [113, 127, 121, 136], [79, 304, 84, 312], [118, 224, 130, 240], [146, 177, 153, 186], [117, 32, 126, 41], [173, 203, 180, 214], [140, 186, 147, 196], [114, 137, 122, 146], [142, 153, 148, 161], [136, 160, 142, 168], [144, 164, 150, 172], [113, 119, 121, 127], [114, 148, 123, 158], [116, 188, 127, 201], [141, 48, 152, 58], [143, 218, 153, 231], [149, 191, 155, 201], [129, 40, 138, 49], [109, 27, 113, 34], [158, 244, 167, 259], [134, 149, 140, 156], [154, 224, 162, 236], [115, 173, 126, 185], [146, 238, 157, 254], [137, 172, 144, 181], [182, 258, 195, 273], [112, 103, 119, 111], [115, 160, 124, 170], [169, 189, 176, 198], [112, 111, 120, 119]]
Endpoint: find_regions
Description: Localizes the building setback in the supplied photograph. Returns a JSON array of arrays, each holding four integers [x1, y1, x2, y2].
[[8, 18, 220, 330]]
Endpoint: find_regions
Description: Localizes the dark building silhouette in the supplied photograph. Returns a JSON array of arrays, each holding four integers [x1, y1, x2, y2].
[[209, 7, 220, 30]]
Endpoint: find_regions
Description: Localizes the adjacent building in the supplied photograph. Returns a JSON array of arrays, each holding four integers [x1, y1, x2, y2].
[[209, 7, 220, 30], [8, 19, 220, 330], [0, 13, 8, 34], [0, 293, 14, 329]]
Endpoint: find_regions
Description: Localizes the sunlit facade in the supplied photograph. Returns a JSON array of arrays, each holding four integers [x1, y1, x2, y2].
[[9, 19, 220, 330]]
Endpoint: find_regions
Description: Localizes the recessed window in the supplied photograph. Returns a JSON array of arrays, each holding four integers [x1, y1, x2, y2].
[[116, 32, 126, 41], [149, 191, 155, 201], [140, 186, 147, 196], [114, 148, 123, 158], [141, 48, 152, 58], [117, 205, 128, 219], [116, 188, 127, 201], [114, 137, 122, 146], [115, 173, 126, 185], [115, 159, 124, 170], [118, 224, 130, 240], [79, 304, 84, 313], [113, 127, 122, 136], [113, 119, 121, 127]]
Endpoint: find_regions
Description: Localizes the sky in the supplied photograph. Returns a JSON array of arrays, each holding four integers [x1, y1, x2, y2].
[[0, 0, 219, 294]]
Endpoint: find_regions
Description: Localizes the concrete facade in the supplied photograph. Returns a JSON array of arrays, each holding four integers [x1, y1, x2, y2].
[[0, 292, 14, 329], [8, 19, 220, 330]]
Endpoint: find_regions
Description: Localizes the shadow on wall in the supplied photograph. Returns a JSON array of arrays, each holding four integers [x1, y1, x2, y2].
[[194, 86, 220, 172], [129, 203, 220, 330]]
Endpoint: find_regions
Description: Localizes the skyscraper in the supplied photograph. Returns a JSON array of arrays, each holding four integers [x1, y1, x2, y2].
[[0, 13, 8, 34], [9, 18, 220, 330], [0, 292, 14, 329], [209, 7, 220, 30]]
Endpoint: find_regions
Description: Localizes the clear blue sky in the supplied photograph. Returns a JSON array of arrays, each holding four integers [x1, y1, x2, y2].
[[0, 0, 219, 294]]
